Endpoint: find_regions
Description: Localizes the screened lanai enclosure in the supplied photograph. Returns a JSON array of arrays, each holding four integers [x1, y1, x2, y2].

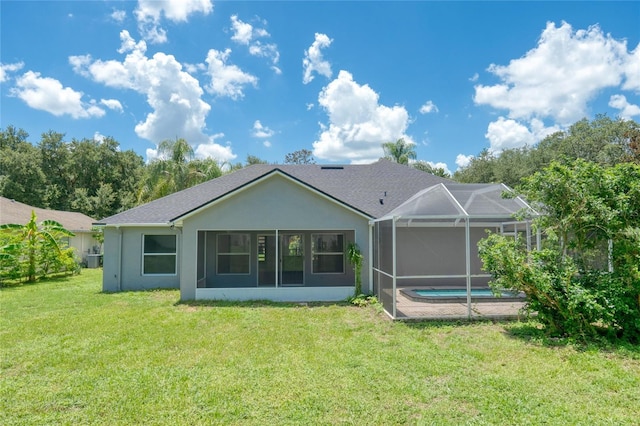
[[372, 183, 539, 320]]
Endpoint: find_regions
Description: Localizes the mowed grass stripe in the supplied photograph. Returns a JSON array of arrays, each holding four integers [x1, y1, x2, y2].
[[1, 269, 639, 425]]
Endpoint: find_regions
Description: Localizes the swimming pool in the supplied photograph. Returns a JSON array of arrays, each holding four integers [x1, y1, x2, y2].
[[400, 288, 524, 303]]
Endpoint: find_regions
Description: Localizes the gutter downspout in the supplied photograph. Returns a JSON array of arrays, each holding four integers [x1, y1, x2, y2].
[[117, 226, 122, 292], [368, 222, 374, 295]]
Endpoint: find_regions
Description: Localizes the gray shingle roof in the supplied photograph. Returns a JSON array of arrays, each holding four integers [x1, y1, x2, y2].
[[97, 159, 451, 225], [0, 197, 96, 232]]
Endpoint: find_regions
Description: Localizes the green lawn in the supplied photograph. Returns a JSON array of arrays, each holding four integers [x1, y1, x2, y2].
[[2, 270, 639, 425]]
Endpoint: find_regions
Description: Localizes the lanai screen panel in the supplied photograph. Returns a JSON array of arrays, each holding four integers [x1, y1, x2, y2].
[[445, 183, 531, 217], [375, 219, 395, 316]]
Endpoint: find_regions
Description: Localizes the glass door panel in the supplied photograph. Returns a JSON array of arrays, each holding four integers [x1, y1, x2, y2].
[[257, 235, 276, 286], [280, 234, 304, 285]]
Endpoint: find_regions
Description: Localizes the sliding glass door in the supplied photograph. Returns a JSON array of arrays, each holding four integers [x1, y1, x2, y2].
[[257, 233, 304, 286]]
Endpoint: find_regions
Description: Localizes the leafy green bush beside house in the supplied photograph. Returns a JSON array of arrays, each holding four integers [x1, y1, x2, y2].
[[479, 160, 640, 342]]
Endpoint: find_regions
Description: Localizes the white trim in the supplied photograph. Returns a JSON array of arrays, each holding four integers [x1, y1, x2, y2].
[[175, 170, 372, 224], [311, 232, 346, 275], [141, 234, 178, 276], [216, 233, 251, 276], [196, 286, 355, 302]]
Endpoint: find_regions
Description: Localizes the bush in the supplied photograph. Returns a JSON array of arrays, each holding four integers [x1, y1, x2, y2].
[[478, 160, 640, 342]]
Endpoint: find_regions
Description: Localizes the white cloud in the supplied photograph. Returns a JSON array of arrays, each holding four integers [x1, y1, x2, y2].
[[622, 44, 640, 91], [474, 21, 638, 125], [111, 9, 126, 23], [204, 48, 258, 99], [469, 73, 479, 82], [303, 33, 333, 84], [455, 154, 474, 169], [230, 15, 253, 44], [252, 120, 274, 138], [263, 140, 272, 148], [0, 62, 24, 82], [419, 100, 439, 114], [609, 94, 640, 119], [93, 132, 105, 143], [230, 15, 280, 72], [194, 133, 236, 161], [11, 71, 105, 119], [71, 31, 235, 162], [100, 98, 123, 112], [425, 161, 452, 176], [312, 70, 411, 163], [484, 117, 560, 153], [146, 147, 159, 162], [485, 117, 536, 153], [135, 0, 213, 44]]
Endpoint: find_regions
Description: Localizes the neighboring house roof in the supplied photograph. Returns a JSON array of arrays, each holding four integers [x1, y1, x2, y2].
[[98, 159, 452, 226], [0, 197, 96, 233]]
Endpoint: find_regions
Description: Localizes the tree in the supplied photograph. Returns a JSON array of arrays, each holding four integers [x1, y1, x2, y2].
[[412, 161, 451, 178], [38, 130, 71, 210], [284, 149, 315, 165], [138, 138, 224, 203], [382, 138, 416, 165], [478, 160, 640, 341], [454, 116, 640, 187], [246, 154, 268, 165], [0, 134, 46, 206], [0, 211, 77, 282]]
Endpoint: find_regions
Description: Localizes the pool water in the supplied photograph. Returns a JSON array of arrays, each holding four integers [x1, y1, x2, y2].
[[414, 289, 512, 297]]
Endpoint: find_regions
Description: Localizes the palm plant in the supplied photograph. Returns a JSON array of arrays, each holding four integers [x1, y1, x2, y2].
[[0, 211, 76, 282], [382, 138, 417, 165]]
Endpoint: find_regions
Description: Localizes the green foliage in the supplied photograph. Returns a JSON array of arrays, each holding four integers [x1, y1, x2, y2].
[[454, 116, 640, 187], [382, 138, 416, 165], [412, 160, 451, 178], [479, 160, 640, 342], [0, 127, 144, 219], [0, 211, 77, 283], [284, 149, 316, 164], [347, 242, 364, 296], [138, 138, 224, 203], [348, 294, 380, 308]]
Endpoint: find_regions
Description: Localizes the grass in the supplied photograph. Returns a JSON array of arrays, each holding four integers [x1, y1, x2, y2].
[[1, 270, 639, 425]]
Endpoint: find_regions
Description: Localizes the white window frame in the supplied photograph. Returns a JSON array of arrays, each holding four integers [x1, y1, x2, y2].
[[142, 234, 177, 276], [216, 233, 251, 275], [311, 233, 345, 274]]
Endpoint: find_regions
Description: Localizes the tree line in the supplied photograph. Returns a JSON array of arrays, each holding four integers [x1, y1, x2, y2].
[[2, 116, 638, 220]]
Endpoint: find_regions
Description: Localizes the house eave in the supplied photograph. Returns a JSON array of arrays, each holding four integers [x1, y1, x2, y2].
[[171, 168, 374, 223]]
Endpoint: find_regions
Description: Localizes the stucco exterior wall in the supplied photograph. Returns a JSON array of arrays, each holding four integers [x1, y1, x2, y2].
[[179, 174, 371, 301], [102, 226, 180, 292], [394, 225, 498, 287], [69, 232, 100, 263]]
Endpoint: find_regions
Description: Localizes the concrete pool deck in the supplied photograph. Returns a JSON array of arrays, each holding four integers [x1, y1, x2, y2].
[[392, 287, 528, 320]]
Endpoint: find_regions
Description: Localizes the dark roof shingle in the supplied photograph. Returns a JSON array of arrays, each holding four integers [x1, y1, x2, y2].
[[98, 159, 451, 225]]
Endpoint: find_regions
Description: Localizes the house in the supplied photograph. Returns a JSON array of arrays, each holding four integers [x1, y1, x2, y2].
[[0, 197, 101, 265], [96, 159, 535, 308]]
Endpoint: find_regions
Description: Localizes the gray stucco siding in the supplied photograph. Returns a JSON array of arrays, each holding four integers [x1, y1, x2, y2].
[[102, 226, 180, 292], [179, 174, 371, 300], [395, 226, 497, 280]]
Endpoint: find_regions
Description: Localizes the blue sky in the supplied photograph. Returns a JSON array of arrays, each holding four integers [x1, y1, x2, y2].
[[1, 1, 639, 172]]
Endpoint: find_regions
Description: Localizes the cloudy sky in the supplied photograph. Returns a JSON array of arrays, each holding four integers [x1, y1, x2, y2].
[[1, 1, 639, 173]]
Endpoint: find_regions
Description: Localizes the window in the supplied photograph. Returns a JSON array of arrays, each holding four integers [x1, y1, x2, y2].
[[143, 235, 177, 275], [217, 234, 251, 274], [312, 233, 344, 274]]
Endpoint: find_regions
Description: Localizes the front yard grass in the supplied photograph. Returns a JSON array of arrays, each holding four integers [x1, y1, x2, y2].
[[1, 269, 639, 425]]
